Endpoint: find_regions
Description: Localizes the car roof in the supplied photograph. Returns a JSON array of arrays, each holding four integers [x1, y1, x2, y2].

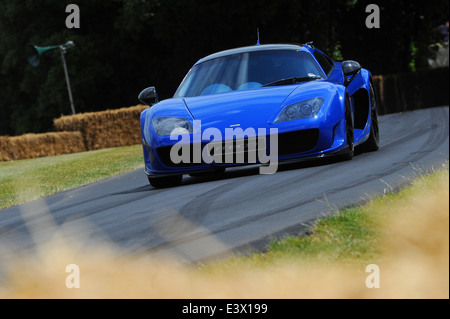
[[195, 44, 308, 65]]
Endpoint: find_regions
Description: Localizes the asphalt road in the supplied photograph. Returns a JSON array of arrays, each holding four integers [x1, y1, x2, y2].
[[0, 106, 448, 264]]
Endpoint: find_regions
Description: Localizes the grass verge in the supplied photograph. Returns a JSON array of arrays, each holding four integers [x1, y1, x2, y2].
[[0, 144, 144, 210], [194, 164, 449, 298], [203, 163, 448, 271], [0, 154, 447, 298]]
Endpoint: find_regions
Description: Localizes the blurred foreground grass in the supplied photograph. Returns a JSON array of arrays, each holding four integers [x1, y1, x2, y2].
[[0, 144, 143, 209], [0, 161, 447, 298]]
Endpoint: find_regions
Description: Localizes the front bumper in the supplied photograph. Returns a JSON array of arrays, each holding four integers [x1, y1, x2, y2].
[[142, 116, 348, 176]]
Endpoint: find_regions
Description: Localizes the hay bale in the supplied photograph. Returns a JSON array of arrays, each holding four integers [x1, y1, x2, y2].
[[0, 131, 86, 162], [54, 104, 148, 150]]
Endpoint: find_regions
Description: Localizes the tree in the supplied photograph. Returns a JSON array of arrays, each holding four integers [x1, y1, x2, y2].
[[0, 0, 448, 136]]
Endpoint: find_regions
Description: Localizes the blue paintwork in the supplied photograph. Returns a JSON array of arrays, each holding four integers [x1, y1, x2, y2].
[[140, 44, 376, 176]]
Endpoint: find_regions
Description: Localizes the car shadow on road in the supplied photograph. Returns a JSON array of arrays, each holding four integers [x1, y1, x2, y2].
[[181, 155, 349, 187], [116, 150, 365, 193]]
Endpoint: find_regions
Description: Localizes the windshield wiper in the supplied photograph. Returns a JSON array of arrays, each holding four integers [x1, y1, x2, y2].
[[262, 76, 322, 87]]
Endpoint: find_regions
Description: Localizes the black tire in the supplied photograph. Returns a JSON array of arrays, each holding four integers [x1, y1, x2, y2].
[[340, 95, 354, 161], [360, 82, 380, 152], [189, 167, 226, 177], [148, 175, 182, 188]]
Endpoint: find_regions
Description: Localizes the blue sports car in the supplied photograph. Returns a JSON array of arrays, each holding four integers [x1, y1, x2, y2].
[[139, 43, 379, 188]]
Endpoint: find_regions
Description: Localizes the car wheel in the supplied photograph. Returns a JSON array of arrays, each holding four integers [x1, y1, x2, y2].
[[360, 82, 380, 152], [340, 95, 354, 160], [148, 175, 182, 188]]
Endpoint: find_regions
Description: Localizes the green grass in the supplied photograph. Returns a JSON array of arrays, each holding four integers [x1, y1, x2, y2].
[[0, 145, 144, 209], [268, 207, 379, 263], [202, 207, 381, 272], [202, 164, 449, 272], [1, 144, 448, 275]]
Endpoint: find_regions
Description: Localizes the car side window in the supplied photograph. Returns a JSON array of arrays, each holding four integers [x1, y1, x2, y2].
[[313, 51, 334, 76]]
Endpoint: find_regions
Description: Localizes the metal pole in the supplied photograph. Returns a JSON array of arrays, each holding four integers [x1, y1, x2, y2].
[[60, 46, 76, 115]]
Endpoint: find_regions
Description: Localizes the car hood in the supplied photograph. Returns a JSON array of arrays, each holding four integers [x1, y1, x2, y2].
[[182, 86, 297, 130]]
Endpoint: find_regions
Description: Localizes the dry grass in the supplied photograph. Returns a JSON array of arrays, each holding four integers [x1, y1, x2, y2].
[[0, 168, 448, 299], [0, 132, 85, 162], [53, 104, 148, 151], [0, 144, 144, 209], [1, 105, 148, 162]]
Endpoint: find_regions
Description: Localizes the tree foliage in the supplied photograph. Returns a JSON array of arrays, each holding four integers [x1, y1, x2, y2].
[[0, 0, 448, 135]]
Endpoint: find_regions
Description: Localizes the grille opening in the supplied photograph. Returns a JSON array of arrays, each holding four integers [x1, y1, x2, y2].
[[277, 129, 319, 156], [352, 89, 370, 129], [157, 129, 319, 168], [157, 144, 203, 168]]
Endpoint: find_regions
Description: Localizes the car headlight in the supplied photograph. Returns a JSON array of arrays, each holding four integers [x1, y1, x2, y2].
[[152, 117, 193, 136], [274, 97, 324, 123]]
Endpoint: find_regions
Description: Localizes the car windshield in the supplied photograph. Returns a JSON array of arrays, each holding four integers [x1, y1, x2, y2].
[[174, 50, 326, 98]]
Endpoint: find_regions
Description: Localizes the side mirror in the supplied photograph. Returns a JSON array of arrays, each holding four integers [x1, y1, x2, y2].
[[342, 60, 361, 86], [138, 86, 159, 106]]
